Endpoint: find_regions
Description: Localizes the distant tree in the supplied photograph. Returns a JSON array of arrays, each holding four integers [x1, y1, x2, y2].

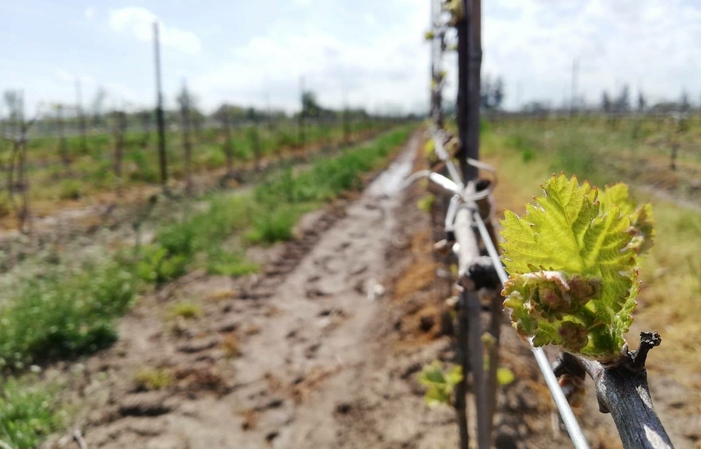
[[602, 92, 611, 113], [680, 90, 691, 113], [479, 75, 505, 110], [245, 107, 259, 121], [650, 101, 681, 114], [213, 104, 246, 123], [637, 91, 646, 112], [480, 76, 492, 109], [302, 91, 321, 117], [522, 101, 549, 114], [91, 88, 108, 128], [3, 90, 22, 133], [615, 85, 630, 112], [493, 77, 505, 109]]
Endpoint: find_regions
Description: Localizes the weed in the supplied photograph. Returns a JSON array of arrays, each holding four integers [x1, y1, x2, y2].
[[126, 148, 159, 183], [0, 262, 136, 370], [206, 290, 236, 301], [169, 303, 203, 320], [0, 377, 62, 449], [521, 148, 535, 162], [136, 245, 189, 285], [57, 179, 82, 200], [133, 367, 174, 391], [206, 250, 259, 277], [245, 205, 306, 244]]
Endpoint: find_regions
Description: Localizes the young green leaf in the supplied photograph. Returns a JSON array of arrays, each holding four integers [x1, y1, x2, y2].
[[598, 183, 656, 254], [500, 174, 654, 362], [497, 368, 515, 386], [417, 361, 463, 407]]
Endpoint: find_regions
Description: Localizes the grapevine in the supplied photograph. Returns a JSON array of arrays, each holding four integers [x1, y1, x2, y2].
[[500, 174, 655, 362]]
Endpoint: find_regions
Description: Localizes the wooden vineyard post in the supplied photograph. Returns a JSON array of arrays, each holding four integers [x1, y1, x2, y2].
[[342, 107, 350, 145], [3, 92, 35, 234], [342, 88, 350, 145], [139, 109, 151, 149], [453, 196, 478, 449], [430, 0, 445, 129], [153, 22, 168, 189], [299, 76, 305, 148], [464, 0, 481, 182], [251, 117, 261, 171], [454, 293, 471, 449], [475, 188, 503, 439], [55, 104, 70, 176], [456, 0, 469, 181], [178, 81, 193, 193], [112, 110, 127, 180], [456, 0, 490, 447], [75, 79, 88, 155], [323, 116, 331, 149], [222, 109, 235, 179]]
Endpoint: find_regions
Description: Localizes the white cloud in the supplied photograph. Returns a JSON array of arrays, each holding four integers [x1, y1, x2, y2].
[[4, 0, 701, 116], [483, 0, 701, 109], [191, 0, 430, 113], [55, 68, 97, 85], [52, 69, 142, 108], [84, 7, 95, 21], [108, 7, 201, 55]]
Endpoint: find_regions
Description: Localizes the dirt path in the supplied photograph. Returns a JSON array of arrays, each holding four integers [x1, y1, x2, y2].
[[43, 131, 458, 449]]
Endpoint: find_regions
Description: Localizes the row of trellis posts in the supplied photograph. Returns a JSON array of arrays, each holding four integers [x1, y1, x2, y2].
[[0, 22, 383, 234], [426, 1, 674, 448]]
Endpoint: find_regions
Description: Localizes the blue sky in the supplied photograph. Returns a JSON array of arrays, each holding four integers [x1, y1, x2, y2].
[[1, 0, 700, 115]]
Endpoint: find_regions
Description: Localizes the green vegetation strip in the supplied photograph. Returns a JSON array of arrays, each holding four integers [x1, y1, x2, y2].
[[0, 119, 388, 212], [0, 124, 413, 448]]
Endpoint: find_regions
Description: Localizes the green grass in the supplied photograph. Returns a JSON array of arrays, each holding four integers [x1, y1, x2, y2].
[[0, 378, 63, 449], [57, 179, 83, 200], [0, 262, 137, 371], [245, 205, 311, 244], [206, 250, 259, 277]]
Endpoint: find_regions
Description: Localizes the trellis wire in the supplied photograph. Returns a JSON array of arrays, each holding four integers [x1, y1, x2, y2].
[[429, 129, 590, 449], [472, 207, 589, 449]]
